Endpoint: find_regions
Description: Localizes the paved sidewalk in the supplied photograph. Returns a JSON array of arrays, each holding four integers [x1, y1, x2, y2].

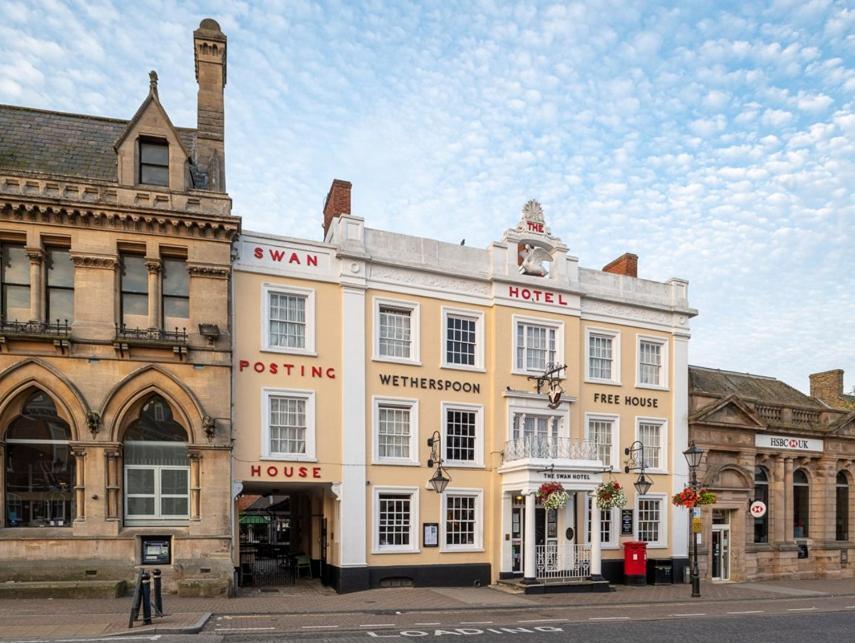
[[1, 577, 855, 640]]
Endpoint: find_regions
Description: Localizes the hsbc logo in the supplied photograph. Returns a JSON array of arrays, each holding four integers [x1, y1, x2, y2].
[[755, 434, 823, 452]]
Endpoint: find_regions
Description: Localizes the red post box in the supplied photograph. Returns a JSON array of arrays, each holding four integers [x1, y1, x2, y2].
[[622, 540, 647, 585]]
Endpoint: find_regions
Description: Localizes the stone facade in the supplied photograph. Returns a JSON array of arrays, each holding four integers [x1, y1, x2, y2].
[[688, 367, 855, 583], [0, 19, 239, 595], [810, 369, 855, 411]]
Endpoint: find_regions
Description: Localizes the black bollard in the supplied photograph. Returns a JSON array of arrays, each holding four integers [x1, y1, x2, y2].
[[128, 569, 144, 628], [140, 571, 152, 625], [152, 569, 164, 617]]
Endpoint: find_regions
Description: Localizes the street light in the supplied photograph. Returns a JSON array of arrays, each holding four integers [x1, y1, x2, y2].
[[624, 441, 653, 496], [683, 440, 705, 598], [427, 431, 451, 493], [633, 472, 652, 496]]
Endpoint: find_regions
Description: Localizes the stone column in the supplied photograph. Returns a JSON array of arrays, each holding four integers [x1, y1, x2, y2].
[[72, 447, 86, 521], [784, 457, 794, 541], [27, 248, 43, 322], [188, 449, 202, 520], [0, 442, 5, 529], [590, 493, 603, 579], [105, 449, 121, 520], [524, 491, 537, 582], [771, 456, 786, 544], [145, 258, 161, 330]]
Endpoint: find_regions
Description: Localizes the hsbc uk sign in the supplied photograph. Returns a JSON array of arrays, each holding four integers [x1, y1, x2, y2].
[[755, 434, 823, 452]]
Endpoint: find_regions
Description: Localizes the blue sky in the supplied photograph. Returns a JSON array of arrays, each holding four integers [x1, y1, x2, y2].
[[1, 0, 852, 394]]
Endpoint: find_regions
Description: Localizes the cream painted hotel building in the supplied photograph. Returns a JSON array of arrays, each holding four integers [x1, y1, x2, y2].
[[232, 181, 697, 593]]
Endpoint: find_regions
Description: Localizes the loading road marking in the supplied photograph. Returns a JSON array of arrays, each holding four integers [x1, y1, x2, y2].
[[461, 621, 494, 624], [728, 610, 764, 614], [302, 625, 340, 629], [214, 627, 275, 632], [589, 616, 630, 621], [671, 613, 706, 617], [518, 618, 568, 623], [361, 624, 396, 628], [415, 622, 442, 625], [787, 607, 816, 611]]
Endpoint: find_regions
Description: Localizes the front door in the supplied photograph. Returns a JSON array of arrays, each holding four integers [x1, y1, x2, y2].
[[511, 505, 559, 574], [711, 525, 730, 581]]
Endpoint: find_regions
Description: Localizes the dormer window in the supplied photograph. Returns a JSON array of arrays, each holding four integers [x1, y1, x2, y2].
[[139, 139, 169, 187]]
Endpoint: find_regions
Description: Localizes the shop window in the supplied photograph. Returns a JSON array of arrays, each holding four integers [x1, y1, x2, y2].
[[262, 284, 315, 354], [585, 497, 618, 548], [837, 471, 849, 542], [45, 247, 74, 324], [637, 336, 667, 388], [374, 298, 420, 363], [753, 466, 769, 544], [443, 308, 483, 369], [373, 397, 418, 465], [262, 388, 316, 461], [123, 396, 189, 524], [161, 257, 189, 324], [139, 139, 169, 187], [442, 489, 483, 551], [586, 414, 617, 468], [120, 254, 148, 327], [4, 392, 74, 527], [374, 487, 418, 553], [0, 242, 30, 322], [442, 403, 483, 467], [793, 469, 809, 539], [515, 318, 560, 373], [586, 328, 620, 383], [636, 495, 666, 547]]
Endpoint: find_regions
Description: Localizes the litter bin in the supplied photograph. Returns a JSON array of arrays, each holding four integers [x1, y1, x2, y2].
[[622, 540, 647, 586], [651, 561, 672, 585]]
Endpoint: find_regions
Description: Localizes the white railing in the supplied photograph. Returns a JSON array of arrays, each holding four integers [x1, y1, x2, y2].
[[503, 437, 597, 463], [536, 544, 591, 582]]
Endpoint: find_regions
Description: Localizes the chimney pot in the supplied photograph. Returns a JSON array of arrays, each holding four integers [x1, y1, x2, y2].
[[323, 179, 352, 238], [602, 252, 638, 278], [194, 18, 227, 192], [809, 369, 845, 407]]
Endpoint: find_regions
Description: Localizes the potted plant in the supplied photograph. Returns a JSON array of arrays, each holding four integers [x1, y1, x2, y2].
[[672, 487, 716, 509], [595, 480, 627, 511], [537, 482, 569, 509]]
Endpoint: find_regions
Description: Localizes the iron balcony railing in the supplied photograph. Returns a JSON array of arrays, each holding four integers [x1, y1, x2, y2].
[[0, 318, 71, 338], [503, 437, 598, 462], [536, 543, 591, 582], [114, 324, 188, 344]]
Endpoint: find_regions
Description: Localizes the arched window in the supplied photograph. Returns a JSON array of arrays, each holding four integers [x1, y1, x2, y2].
[[123, 396, 189, 523], [793, 469, 809, 539], [837, 472, 849, 542], [4, 392, 74, 527], [753, 466, 769, 543]]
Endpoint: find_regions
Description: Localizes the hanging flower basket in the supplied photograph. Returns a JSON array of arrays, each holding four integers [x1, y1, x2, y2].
[[595, 480, 627, 511], [672, 487, 716, 509], [537, 482, 569, 510]]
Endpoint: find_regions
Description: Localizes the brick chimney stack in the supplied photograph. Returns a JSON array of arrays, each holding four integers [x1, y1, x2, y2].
[[810, 369, 845, 407], [194, 18, 227, 192], [602, 252, 638, 278], [323, 179, 352, 238]]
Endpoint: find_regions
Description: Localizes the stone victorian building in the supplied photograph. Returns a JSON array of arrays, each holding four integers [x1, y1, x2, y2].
[[688, 367, 855, 583], [0, 19, 239, 594]]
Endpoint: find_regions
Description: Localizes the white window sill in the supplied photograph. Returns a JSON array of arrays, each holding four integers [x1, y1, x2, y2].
[[373, 356, 422, 366], [444, 462, 485, 469], [440, 547, 485, 553], [512, 368, 564, 378], [585, 378, 622, 387], [372, 547, 421, 555], [636, 383, 670, 392], [261, 455, 318, 462], [441, 363, 486, 373], [260, 347, 318, 357], [644, 468, 669, 475], [372, 459, 420, 467], [642, 543, 668, 549]]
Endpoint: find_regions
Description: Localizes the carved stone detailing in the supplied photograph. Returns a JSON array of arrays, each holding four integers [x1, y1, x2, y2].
[[26, 248, 44, 264], [70, 253, 119, 269], [582, 299, 676, 327], [145, 259, 161, 274], [188, 262, 230, 279], [87, 411, 101, 436], [368, 264, 491, 297]]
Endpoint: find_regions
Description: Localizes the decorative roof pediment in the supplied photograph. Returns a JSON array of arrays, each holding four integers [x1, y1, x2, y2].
[[829, 411, 855, 438], [690, 394, 766, 429], [114, 73, 190, 159], [500, 200, 568, 277]]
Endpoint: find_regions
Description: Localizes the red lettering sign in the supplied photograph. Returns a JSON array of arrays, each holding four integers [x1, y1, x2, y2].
[[526, 221, 544, 233], [507, 285, 569, 307], [250, 465, 261, 477], [238, 360, 336, 379], [250, 464, 323, 479], [252, 246, 319, 268]]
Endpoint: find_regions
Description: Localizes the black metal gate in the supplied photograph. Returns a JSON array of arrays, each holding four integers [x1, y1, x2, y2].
[[239, 546, 295, 587]]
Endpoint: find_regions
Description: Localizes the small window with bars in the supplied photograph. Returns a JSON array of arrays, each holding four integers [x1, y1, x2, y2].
[[445, 408, 477, 463], [139, 139, 169, 187], [378, 493, 413, 548], [378, 306, 412, 359], [639, 422, 662, 469], [269, 396, 307, 455], [639, 339, 663, 386], [637, 498, 661, 544], [587, 418, 614, 467], [446, 314, 477, 366], [269, 292, 306, 349], [588, 333, 614, 380], [516, 322, 556, 372], [445, 494, 477, 547], [377, 405, 412, 460]]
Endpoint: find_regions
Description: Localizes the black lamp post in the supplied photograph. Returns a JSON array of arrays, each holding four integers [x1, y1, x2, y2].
[[683, 440, 705, 598], [624, 441, 653, 496], [427, 431, 451, 493]]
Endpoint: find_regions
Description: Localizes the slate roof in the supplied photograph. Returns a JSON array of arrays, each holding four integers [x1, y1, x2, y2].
[[689, 366, 823, 408], [0, 104, 196, 183]]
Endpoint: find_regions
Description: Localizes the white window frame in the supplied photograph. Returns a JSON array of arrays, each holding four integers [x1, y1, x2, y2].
[[124, 464, 190, 521], [441, 306, 485, 371], [261, 283, 316, 355], [441, 488, 484, 552], [261, 388, 317, 461], [585, 327, 621, 385], [584, 412, 620, 470], [584, 496, 620, 550], [373, 486, 420, 554], [634, 493, 668, 548], [507, 397, 571, 442], [635, 416, 668, 474], [512, 314, 564, 376], [373, 396, 419, 466], [373, 297, 421, 365], [441, 402, 484, 468], [636, 334, 669, 390]]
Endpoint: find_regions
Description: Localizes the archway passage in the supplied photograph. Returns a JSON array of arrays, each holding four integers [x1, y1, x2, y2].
[[4, 391, 74, 527]]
